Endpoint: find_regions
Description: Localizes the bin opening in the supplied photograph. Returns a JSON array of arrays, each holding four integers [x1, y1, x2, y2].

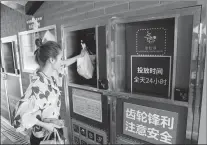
[[66, 27, 97, 88]]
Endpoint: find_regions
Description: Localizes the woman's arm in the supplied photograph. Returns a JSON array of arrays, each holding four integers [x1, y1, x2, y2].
[[62, 43, 87, 67], [36, 120, 61, 132], [20, 109, 62, 132], [62, 54, 81, 67], [62, 49, 86, 67]]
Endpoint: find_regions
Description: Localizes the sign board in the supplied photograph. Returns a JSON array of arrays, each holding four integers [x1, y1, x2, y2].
[[72, 89, 102, 122], [126, 17, 175, 56], [125, 18, 174, 91], [131, 56, 171, 98], [123, 102, 178, 144], [26, 16, 44, 30], [136, 27, 167, 55]]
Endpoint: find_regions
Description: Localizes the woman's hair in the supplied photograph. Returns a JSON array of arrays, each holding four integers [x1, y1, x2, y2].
[[34, 38, 62, 67]]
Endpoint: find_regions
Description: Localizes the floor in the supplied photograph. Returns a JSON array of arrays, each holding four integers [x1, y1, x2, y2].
[[1, 116, 30, 144]]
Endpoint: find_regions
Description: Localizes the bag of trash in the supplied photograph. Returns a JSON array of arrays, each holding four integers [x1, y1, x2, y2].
[[77, 49, 94, 79]]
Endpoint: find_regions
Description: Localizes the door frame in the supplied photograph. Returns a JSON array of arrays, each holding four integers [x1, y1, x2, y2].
[[61, 20, 109, 144], [18, 25, 57, 73], [1, 35, 23, 124]]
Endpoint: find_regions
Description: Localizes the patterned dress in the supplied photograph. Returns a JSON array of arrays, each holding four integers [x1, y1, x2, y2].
[[12, 71, 63, 138]]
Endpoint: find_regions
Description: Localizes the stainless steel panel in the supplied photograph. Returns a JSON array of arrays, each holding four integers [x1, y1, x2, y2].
[[1, 74, 10, 121], [5, 75, 22, 123], [1, 42, 15, 74]]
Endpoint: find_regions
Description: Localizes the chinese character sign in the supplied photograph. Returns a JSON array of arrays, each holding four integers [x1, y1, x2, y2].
[[131, 56, 171, 98], [26, 16, 44, 30], [125, 18, 174, 92], [123, 102, 178, 144]]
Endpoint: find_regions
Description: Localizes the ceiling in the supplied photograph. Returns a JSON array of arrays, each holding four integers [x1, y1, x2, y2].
[[1, 1, 44, 15], [1, 1, 27, 14], [15, 1, 28, 6]]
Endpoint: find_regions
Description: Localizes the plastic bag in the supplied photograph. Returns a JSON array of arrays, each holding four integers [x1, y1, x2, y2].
[[40, 129, 65, 144], [77, 50, 94, 79], [42, 30, 56, 43]]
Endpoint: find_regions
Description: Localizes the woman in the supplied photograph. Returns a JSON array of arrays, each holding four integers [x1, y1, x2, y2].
[[12, 39, 84, 144]]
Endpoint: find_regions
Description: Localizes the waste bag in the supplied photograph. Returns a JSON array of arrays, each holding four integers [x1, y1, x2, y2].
[[77, 50, 94, 79]]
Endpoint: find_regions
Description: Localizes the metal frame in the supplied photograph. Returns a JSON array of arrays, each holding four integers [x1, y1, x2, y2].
[[62, 22, 106, 91], [191, 1, 207, 143], [18, 25, 57, 36], [1, 73, 12, 122], [1, 34, 23, 94], [61, 20, 108, 144], [108, 9, 197, 101], [18, 25, 57, 73], [107, 2, 206, 144], [197, 1, 207, 143], [198, 37, 207, 144], [171, 16, 178, 101], [1, 35, 23, 124], [11, 41, 16, 72], [1, 35, 18, 75], [95, 26, 100, 87]]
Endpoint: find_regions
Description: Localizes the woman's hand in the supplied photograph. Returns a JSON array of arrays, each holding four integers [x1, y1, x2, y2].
[[81, 42, 87, 50], [79, 49, 86, 58], [61, 48, 86, 67], [36, 120, 62, 132], [44, 122, 62, 132], [43, 118, 65, 127], [50, 119, 65, 127]]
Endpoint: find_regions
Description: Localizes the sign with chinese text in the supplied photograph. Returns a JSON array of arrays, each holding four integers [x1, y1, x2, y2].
[[72, 89, 102, 122], [131, 56, 171, 97], [125, 18, 174, 91], [123, 102, 178, 144], [26, 16, 44, 30]]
